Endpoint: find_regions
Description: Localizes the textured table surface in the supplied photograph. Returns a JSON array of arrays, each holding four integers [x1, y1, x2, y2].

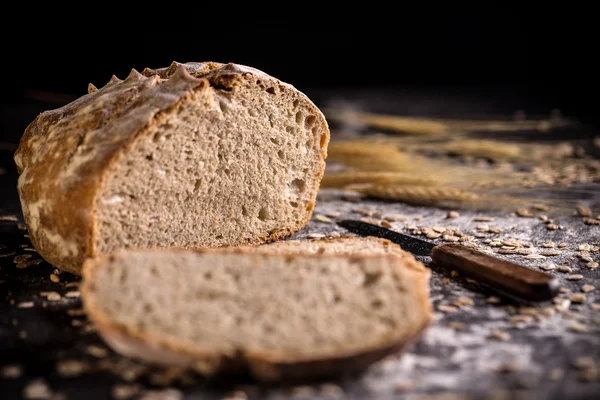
[[1, 98, 600, 400]]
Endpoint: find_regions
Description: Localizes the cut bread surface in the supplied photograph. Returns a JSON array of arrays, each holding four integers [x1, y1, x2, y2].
[[14, 62, 329, 274], [82, 239, 432, 381]]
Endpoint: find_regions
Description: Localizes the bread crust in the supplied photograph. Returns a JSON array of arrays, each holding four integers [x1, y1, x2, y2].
[[81, 240, 432, 381], [15, 62, 329, 274]]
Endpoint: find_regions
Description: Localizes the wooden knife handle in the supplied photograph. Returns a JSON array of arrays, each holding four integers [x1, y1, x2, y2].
[[431, 244, 559, 302]]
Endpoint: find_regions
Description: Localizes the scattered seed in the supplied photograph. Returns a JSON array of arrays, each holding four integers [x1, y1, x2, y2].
[[567, 274, 584, 281], [385, 214, 408, 222], [319, 383, 344, 398], [65, 291, 80, 298], [325, 211, 341, 218], [13, 254, 32, 263], [112, 384, 142, 400], [569, 293, 586, 303], [71, 320, 85, 327], [540, 250, 561, 256], [0, 215, 18, 222], [45, 292, 62, 301], [446, 211, 459, 219], [570, 321, 591, 333], [314, 214, 333, 223], [540, 264, 556, 271], [56, 359, 88, 377], [0, 364, 22, 378], [343, 193, 362, 202], [510, 315, 533, 324], [488, 227, 503, 234], [491, 330, 511, 341], [447, 321, 466, 330], [557, 266, 572, 273], [23, 378, 52, 399], [525, 254, 546, 259], [486, 296, 501, 304], [65, 282, 80, 288], [352, 208, 373, 216], [17, 301, 34, 308], [50, 273, 60, 283], [437, 304, 459, 313], [450, 270, 459, 278], [516, 208, 534, 217], [559, 288, 571, 293], [474, 216, 495, 222], [547, 224, 559, 230], [85, 345, 108, 358], [591, 304, 600, 311], [546, 368, 564, 381], [576, 205, 593, 217], [16, 259, 43, 269], [443, 235, 460, 242], [541, 242, 555, 248], [574, 357, 596, 370], [586, 261, 599, 269], [518, 307, 538, 315], [497, 249, 518, 254], [583, 218, 600, 225], [578, 243, 592, 252], [452, 296, 474, 307], [581, 284, 595, 293], [359, 217, 378, 224], [307, 233, 325, 239], [329, 232, 341, 238], [380, 220, 393, 229]]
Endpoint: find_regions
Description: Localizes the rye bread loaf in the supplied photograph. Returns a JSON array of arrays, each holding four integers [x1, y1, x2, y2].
[[81, 238, 432, 381], [14, 62, 329, 274]]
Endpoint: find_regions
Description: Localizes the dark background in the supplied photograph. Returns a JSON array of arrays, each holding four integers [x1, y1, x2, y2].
[[2, 12, 599, 142]]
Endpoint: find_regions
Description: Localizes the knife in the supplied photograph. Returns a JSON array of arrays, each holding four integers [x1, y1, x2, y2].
[[337, 219, 559, 302]]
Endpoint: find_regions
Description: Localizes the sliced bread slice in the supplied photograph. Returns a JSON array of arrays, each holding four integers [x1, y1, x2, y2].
[[81, 238, 431, 381]]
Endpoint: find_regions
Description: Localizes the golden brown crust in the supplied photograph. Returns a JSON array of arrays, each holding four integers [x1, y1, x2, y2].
[[15, 61, 329, 274], [81, 247, 431, 382]]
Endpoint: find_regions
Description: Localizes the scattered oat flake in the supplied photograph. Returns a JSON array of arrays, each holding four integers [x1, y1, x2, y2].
[[50, 273, 60, 283], [426, 232, 442, 239], [576, 205, 593, 217], [510, 314, 533, 324], [87, 345, 108, 358], [443, 235, 460, 242], [540, 264, 556, 271], [380, 220, 393, 229], [547, 224, 559, 230], [23, 378, 52, 399], [486, 296, 501, 304], [540, 250, 561, 256], [452, 296, 474, 307], [583, 218, 600, 225], [446, 211, 459, 219], [557, 266, 572, 273], [437, 304, 459, 313], [112, 384, 142, 400], [352, 208, 373, 216], [525, 254, 546, 259], [17, 259, 43, 269], [591, 304, 600, 311], [567, 274, 584, 281], [569, 293, 586, 303], [570, 321, 591, 333], [586, 261, 599, 269], [67, 308, 85, 316], [1, 364, 22, 378], [491, 330, 511, 341], [65, 291, 80, 298], [532, 204, 550, 211], [541, 242, 555, 248], [497, 249, 517, 254], [447, 321, 466, 330], [516, 208, 534, 217], [71, 319, 85, 327], [517, 249, 532, 255], [547, 368, 564, 381], [578, 243, 592, 252], [65, 282, 80, 288], [57, 359, 88, 377], [385, 214, 408, 222], [450, 270, 459, 278], [307, 233, 325, 239], [0, 215, 18, 222], [46, 292, 62, 301], [581, 284, 595, 293], [574, 357, 596, 370], [325, 211, 341, 218], [13, 254, 32, 263], [314, 214, 333, 223], [17, 301, 34, 308], [329, 232, 341, 238]]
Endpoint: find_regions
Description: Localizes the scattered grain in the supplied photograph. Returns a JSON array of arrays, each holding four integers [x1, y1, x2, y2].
[[359, 217, 379, 224], [497, 249, 518, 254], [583, 218, 600, 225], [570, 321, 591, 333], [138, 389, 183, 400], [23, 378, 52, 399], [65, 282, 79, 288], [50, 273, 60, 283], [380, 220, 393, 229], [87, 345, 108, 358], [510, 315, 533, 324], [314, 214, 333, 223], [13, 254, 32, 263], [576, 205, 593, 217], [67, 308, 85, 316], [574, 357, 596, 370], [541, 242, 555, 248], [525, 254, 546, 259], [0, 364, 22, 378], [307, 233, 326, 239], [112, 384, 142, 400], [446, 211, 459, 219], [486, 296, 501, 304], [547, 224, 559, 230], [325, 211, 341, 218], [65, 291, 80, 298], [450, 270, 459, 278], [567, 274, 584, 281], [0, 215, 18, 222], [569, 293, 586, 303], [352, 208, 373, 216], [448, 322, 466, 330], [329, 232, 341, 238], [452, 296, 474, 307], [586, 261, 599, 269], [16, 259, 43, 269], [491, 330, 511, 341], [557, 266, 572, 273], [56, 359, 88, 377], [540, 264, 556, 271], [516, 208, 534, 217], [45, 292, 62, 301], [546, 368, 564, 381], [489, 227, 503, 234], [71, 320, 85, 327], [443, 235, 460, 242], [17, 301, 34, 308], [581, 285, 595, 293], [437, 304, 459, 313]]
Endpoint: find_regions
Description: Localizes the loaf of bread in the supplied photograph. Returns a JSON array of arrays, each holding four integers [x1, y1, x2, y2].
[[81, 238, 432, 381], [14, 62, 329, 274]]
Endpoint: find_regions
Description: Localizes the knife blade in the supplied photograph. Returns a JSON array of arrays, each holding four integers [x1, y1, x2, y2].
[[338, 219, 559, 302]]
